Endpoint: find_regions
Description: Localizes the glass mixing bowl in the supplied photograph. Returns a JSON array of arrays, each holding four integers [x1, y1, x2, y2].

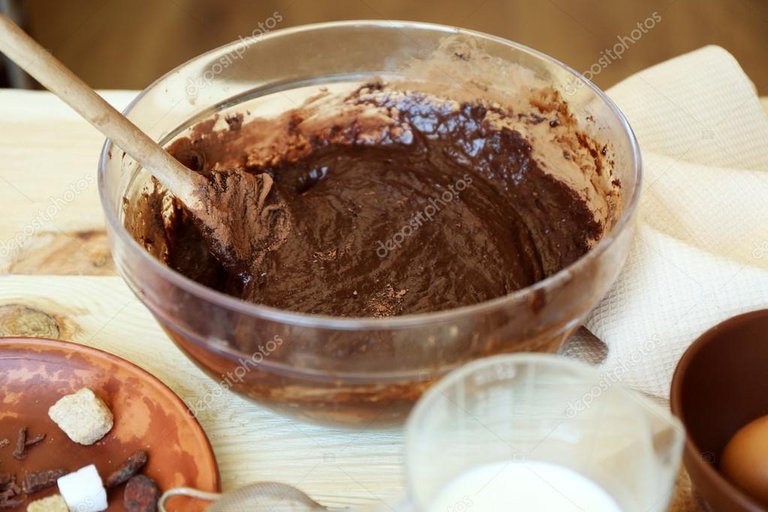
[[98, 21, 641, 426]]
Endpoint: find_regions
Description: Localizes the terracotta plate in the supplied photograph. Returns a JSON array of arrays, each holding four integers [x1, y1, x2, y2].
[[0, 337, 220, 511]]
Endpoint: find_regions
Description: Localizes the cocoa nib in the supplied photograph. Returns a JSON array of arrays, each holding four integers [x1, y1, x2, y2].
[[105, 450, 148, 489], [25, 433, 46, 447], [124, 475, 160, 512], [11, 428, 25, 460], [0, 474, 21, 510], [12, 427, 46, 460], [22, 469, 66, 494]]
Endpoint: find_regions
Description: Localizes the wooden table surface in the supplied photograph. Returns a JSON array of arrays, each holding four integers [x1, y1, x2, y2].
[[1, 89, 766, 510]]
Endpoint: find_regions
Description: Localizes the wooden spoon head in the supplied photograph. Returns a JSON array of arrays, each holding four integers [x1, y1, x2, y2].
[[188, 169, 291, 276]]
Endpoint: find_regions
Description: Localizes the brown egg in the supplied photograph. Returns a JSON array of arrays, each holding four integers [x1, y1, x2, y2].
[[721, 414, 768, 506]]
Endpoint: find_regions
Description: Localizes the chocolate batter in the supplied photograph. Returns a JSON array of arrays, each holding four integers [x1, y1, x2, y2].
[[128, 84, 604, 317]]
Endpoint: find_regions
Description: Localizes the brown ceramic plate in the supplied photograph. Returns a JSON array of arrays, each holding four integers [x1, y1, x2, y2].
[[0, 337, 220, 511]]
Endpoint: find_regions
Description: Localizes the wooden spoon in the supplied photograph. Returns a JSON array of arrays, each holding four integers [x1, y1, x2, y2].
[[0, 15, 287, 273]]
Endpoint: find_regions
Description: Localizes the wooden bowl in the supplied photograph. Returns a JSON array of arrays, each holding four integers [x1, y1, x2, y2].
[[671, 310, 768, 511]]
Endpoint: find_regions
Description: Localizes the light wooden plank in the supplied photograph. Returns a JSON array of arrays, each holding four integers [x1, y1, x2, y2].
[[0, 90, 134, 273]]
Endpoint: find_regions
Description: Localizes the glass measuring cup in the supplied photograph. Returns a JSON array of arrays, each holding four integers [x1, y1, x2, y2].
[[404, 354, 684, 511]]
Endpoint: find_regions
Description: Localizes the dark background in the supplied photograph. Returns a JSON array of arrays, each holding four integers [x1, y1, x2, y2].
[[3, 0, 768, 93]]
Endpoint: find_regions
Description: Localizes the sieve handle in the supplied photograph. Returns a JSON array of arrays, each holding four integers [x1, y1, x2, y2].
[[158, 487, 221, 512]]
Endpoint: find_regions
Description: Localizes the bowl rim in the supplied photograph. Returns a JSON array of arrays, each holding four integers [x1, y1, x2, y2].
[[98, 19, 642, 329], [670, 309, 768, 511]]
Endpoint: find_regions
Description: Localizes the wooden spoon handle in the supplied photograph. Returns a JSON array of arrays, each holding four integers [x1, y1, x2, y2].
[[0, 14, 203, 202]]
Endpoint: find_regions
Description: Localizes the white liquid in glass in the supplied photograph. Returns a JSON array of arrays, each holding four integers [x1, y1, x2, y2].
[[427, 461, 621, 512]]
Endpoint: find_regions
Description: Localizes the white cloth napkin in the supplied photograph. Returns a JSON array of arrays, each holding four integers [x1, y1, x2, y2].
[[585, 46, 768, 399]]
